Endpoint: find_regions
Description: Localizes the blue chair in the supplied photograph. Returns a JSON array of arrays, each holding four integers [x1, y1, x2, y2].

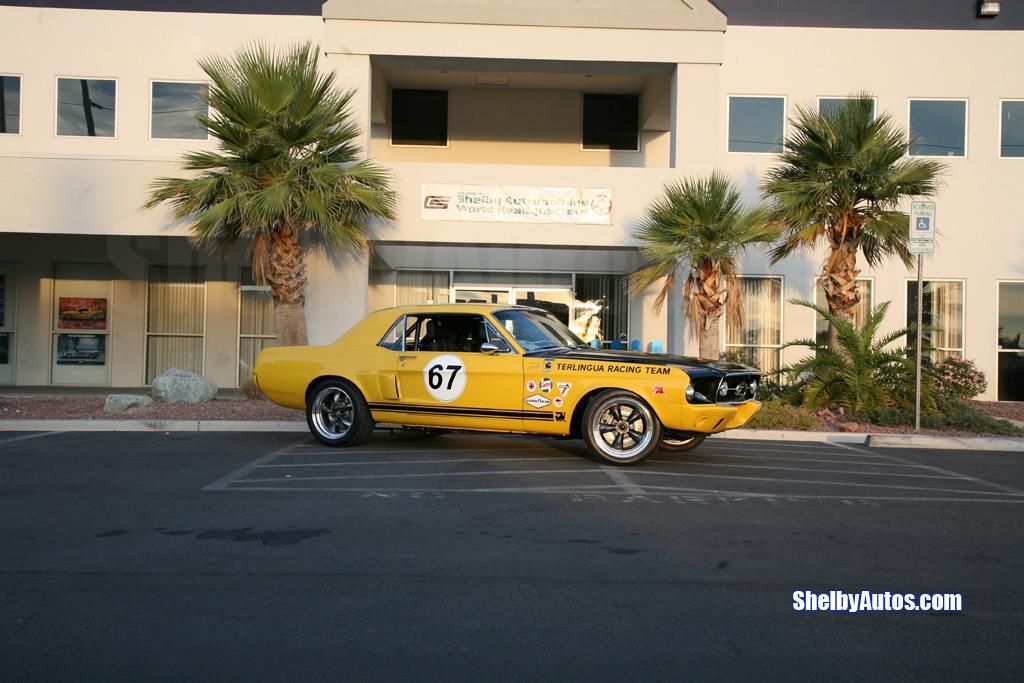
[[610, 340, 625, 350], [629, 339, 642, 352], [590, 338, 602, 349], [648, 340, 664, 354]]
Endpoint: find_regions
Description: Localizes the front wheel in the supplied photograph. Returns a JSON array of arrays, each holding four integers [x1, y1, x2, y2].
[[659, 432, 707, 453], [306, 379, 375, 447], [581, 390, 662, 465]]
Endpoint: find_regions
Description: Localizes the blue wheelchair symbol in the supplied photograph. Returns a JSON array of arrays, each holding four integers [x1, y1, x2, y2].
[[915, 217, 931, 232]]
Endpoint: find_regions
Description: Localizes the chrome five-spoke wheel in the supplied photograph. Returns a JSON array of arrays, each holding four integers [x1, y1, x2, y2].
[[305, 379, 375, 447], [659, 432, 707, 453], [582, 390, 662, 465]]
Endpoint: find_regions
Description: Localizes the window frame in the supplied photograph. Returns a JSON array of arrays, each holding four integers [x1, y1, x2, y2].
[[722, 274, 785, 370], [903, 277, 967, 360], [0, 262, 17, 384], [148, 78, 211, 142], [725, 94, 787, 156], [811, 276, 875, 342], [54, 75, 119, 139], [579, 92, 641, 153], [906, 97, 969, 159], [388, 87, 450, 149], [998, 99, 1024, 160], [996, 279, 1024, 402], [143, 266, 207, 385], [237, 267, 275, 387], [816, 95, 877, 120], [0, 73, 23, 137]]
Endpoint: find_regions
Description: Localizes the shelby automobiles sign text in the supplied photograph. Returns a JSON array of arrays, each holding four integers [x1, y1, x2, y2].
[[421, 184, 612, 225]]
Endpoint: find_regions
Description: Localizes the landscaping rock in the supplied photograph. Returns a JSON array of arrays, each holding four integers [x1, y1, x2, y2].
[[151, 369, 218, 403], [841, 422, 861, 433], [103, 394, 154, 413]]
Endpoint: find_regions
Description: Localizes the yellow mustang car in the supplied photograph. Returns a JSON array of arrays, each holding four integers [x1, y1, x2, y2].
[[254, 304, 761, 465]]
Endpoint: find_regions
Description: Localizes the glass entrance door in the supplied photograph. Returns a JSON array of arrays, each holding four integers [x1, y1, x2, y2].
[[998, 282, 1024, 401], [513, 289, 572, 326], [453, 289, 510, 305]]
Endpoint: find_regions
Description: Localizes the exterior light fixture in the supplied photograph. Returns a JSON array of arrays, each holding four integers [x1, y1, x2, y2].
[[978, 1, 1001, 17]]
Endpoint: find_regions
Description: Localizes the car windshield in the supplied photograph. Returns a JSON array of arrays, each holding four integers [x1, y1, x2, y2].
[[492, 309, 586, 353]]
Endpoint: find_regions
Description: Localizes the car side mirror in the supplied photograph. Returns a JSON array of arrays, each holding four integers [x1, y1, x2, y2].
[[480, 342, 508, 355]]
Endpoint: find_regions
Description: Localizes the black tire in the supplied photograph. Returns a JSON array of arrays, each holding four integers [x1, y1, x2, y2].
[[306, 379, 375, 447], [659, 433, 707, 453], [581, 389, 662, 465]]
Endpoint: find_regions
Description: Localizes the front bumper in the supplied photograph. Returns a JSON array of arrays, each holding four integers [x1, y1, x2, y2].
[[669, 400, 761, 434]]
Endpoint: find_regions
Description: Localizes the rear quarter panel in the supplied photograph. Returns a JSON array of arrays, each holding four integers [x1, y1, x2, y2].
[[254, 344, 395, 411]]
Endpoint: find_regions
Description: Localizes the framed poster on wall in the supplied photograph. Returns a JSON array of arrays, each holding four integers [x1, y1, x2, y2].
[[57, 297, 107, 330], [0, 333, 8, 365], [56, 334, 106, 366], [0, 274, 6, 327]]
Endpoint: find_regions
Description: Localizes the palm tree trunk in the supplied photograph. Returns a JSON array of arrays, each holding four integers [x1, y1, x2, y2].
[[822, 241, 860, 347], [266, 225, 309, 347], [698, 319, 721, 361]]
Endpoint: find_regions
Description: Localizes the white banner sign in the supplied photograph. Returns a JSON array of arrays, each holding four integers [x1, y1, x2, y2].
[[421, 184, 612, 225]]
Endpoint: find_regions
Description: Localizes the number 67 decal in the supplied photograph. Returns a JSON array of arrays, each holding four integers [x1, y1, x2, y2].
[[423, 354, 467, 402]]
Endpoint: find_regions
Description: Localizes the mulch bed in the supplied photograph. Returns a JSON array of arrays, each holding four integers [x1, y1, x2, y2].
[[973, 401, 1024, 423]]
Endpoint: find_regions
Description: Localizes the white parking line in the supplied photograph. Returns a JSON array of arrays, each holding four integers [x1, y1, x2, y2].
[[629, 468, 1022, 497], [257, 456, 581, 468], [600, 466, 646, 495], [203, 437, 306, 491], [0, 431, 63, 446], [279, 446, 568, 456], [655, 453, 933, 468], [237, 468, 607, 484], [833, 442, 1024, 496], [644, 460, 958, 480]]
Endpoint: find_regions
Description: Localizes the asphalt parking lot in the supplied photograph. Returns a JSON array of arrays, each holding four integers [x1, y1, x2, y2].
[[1, 429, 1022, 681]]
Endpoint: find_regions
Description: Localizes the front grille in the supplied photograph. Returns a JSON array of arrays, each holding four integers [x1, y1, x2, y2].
[[715, 373, 760, 403]]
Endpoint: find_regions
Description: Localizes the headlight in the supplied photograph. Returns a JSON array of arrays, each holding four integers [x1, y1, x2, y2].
[[750, 380, 758, 395], [685, 384, 695, 400]]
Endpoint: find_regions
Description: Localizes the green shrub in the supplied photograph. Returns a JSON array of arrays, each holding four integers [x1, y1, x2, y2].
[[781, 299, 935, 417], [746, 400, 819, 431], [862, 402, 1023, 436]]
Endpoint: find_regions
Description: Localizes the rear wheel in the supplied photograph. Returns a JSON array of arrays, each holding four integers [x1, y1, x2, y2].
[[581, 390, 662, 465], [659, 432, 707, 453], [306, 379, 375, 447]]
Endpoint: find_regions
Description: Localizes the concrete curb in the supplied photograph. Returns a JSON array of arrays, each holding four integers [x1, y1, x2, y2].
[[712, 430, 868, 444], [868, 434, 1024, 452], [0, 419, 306, 433]]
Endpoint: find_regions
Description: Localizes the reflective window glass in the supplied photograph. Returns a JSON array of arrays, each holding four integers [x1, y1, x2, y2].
[[152, 81, 208, 140], [728, 96, 784, 153], [57, 77, 116, 137], [1000, 101, 1024, 158], [1, 75, 20, 134], [909, 99, 966, 157]]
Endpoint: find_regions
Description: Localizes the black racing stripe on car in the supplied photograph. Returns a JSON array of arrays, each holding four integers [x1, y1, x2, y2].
[[367, 403, 555, 421]]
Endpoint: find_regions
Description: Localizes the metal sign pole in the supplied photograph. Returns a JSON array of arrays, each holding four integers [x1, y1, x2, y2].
[[915, 253, 923, 431]]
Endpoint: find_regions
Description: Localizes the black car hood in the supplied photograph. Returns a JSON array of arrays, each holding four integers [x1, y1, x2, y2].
[[532, 347, 759, 377]]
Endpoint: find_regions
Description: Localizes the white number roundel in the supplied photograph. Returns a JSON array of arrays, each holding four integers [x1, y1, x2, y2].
[[423, 355, 467, 402]]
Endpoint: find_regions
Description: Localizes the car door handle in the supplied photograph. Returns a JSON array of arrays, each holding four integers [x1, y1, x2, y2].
[[399, 355, 417, 361]]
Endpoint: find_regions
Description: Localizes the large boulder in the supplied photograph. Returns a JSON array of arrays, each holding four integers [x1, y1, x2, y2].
[[104, 394, 154, 413], [151, 369, 218, 403]]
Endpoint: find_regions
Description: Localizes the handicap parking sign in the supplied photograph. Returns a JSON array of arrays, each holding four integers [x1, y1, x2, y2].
[[915, 216, 931, 233], [909, 201, 936, 240]]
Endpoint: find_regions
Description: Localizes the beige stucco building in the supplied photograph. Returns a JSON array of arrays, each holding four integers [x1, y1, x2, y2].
[[0, 0, 1022, 401]]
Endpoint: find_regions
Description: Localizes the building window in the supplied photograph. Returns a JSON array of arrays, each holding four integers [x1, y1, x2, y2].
[[728, 96, 785, 153], [151, 81, 208, 140], [0, 262, 15, 384], [725, 277, 783, 371], [906, 280, 964, 363], [814, 278, 874, 344], [396, 270, 451, 306], [51, 263, 112, 386], [581, 93, 639, 151], [56, 77, 116, 137], [391, 89, 448, 146], [909, 99, 966, 157], [818, 96, 876, 119], [573, 274, 628, 344], [997, 282, 1024, 401], [238, 268, 275, 386], [146, 266, 205, 383], [1, 75, 20, 135], [1000, 100, 1024, 158]]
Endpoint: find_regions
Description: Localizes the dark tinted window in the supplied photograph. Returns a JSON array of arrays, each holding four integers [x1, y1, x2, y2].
[[1, 75, 20, 134], [151, 81, 208, 139], [1000, 101, 1024, 158], [909, 100, 966, 157], [728, 96, 784, 153], [391, 89, 448, 146], [582, 93, 639, 151], [57, 77, 116, 137], [393, 314, 493, 353]]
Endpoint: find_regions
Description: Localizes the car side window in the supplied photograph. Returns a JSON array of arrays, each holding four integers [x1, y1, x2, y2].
[[378, 316, 407, 351], [402, 314, 497, 353]]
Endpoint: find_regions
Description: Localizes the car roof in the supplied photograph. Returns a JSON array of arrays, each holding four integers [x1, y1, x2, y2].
[[372, 303, 547, 315]]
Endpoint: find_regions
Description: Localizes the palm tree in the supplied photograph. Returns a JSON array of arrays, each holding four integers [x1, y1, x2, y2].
[[629, 172, 775, 360], [782, 299, 934, 416], [144, 42, 396, 347], [761, 95, 944, 343]]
